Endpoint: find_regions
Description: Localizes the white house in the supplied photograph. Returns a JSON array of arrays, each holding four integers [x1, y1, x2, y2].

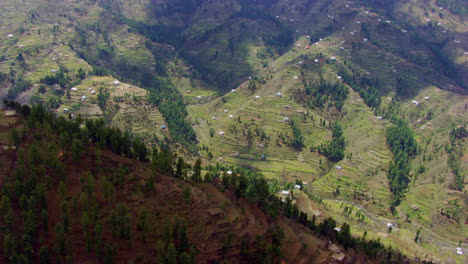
[[335, 165, 343, 170], [276, 92, 282, 97], [71, 87, 78, 91], [412, 100, 419, 105], [113, 80, 120, 85]]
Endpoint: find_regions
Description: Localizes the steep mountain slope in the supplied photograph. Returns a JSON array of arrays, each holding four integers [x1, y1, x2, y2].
[[0, 107, 426, 264], [0, 0, 466, 263]]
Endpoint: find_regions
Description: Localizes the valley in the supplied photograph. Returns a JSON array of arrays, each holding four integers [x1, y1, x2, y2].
[[0, 0, 466, 263]]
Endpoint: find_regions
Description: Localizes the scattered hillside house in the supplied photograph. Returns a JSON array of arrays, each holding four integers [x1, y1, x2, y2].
[[424, 96, 430, 100], [314, 59, 319, 63], [302, 182, 309, 186], [7, 34, 13, 38], [281, 190, 290, 196], [208, 208, 224, 216], [4, 110, 17, 117], [81, 95, 87, 101], [305, 45, 310, 49], [224, 109, 228, 113], [377, 116, 383, 120], [339, 47, 345, 50], [91, 90, 96, 95], [88, 87, 92, 90], [19, 44, 24, 47], [63, 108, 70, 113], [294, 185, 301, 190], [350, 31, 355, 35], [293, 76, 299, 79], [261, 154, 267, 160], [51, 69, 57, 73], [211, 116, 216, 120], [456, 247, 463, 255], [330, 56, 336, 61], [387, 223, 394, 229], [218, 131, 225, 136], [276, 92, 282, 97], [337, 76, 342, 79], [196, 95, 202, 100], [334, 227, 341, 232], [335, 165, 343, 170], [229, 114, 234, 118], [254, 95, 260, 100], [401, 29, 408, 33], [386, 20, 391, 23], [113, 80, 120, 85], [283, 117, 290, 122], [71, 87, 78, 91], [226, 170, 233, 175], [412, 100, 419, 105], [231, 89, 236, 92], [160, 125, 167, 129]]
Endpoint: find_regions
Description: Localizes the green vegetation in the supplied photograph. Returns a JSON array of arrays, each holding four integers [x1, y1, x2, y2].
[[447, 126, 466, 190], [437, 0, 468, 16], [7, 78, 32, 100], [318, 123, 346, 162], [300, 77, 349, 112], [386, 118, 417, 209]]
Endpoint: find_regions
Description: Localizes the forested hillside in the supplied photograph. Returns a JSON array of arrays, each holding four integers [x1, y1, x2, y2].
[[0, 0, 466, 263]]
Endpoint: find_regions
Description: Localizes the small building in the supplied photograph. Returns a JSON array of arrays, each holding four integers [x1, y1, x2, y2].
[[196, 95, 202, 99], [113, 80, 120, 86], [88, 87, 92, 90], [4, 110, 17, 117], [363, 38, 368, 42], [305, 45, 310, 49], [281, 190, 290, 196], [208, 208, 224, 216], [211, 116, 217, 120], [293, 76, 299, 79], [314, 59, 319, 63], [377, 116, 383, 120], [91, 90, 96, 95], [335, 165, 343, 170], [456, 247, 463, 255], [231, 89, 236, 92], [226, 170, 233, 175], [63, 108, 70, 113], [412, 100, 419, 105], [276, 92, 282, 97], [283, 117, 290, 122], [81, 95, 87, 101], [51, 69, 57, 73], [71, 87, 78, 91], [254, 95, 260, 100], [330, 56, 336, 61], [224, 109, 228, 113], [160, 125, 167, 129], [260, 154, 267, 160], [334, 227, 341, 232], [7, 34, 13, 38], [337, 76, 342, 79], [424, 96, 430, 100], [218, 131, 225, 136], [229, 114, 234, 118], [294, 184, 301, 190]]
